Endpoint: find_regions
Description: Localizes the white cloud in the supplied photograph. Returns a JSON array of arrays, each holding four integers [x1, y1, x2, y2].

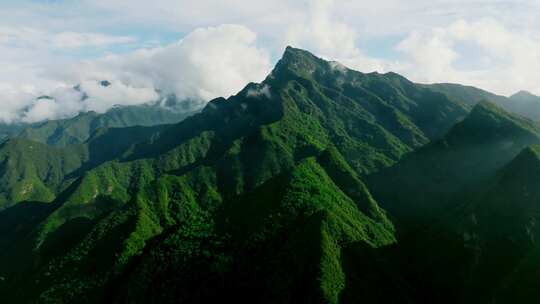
[[19, 81, 161, 123], [0, 26, 136, 49], [395, 19, 540, 95], [284, 0, 391, 73], [285, 0, 357, 59], [0, 83, 35, 123], [68, 1, 539, 45], [50, 32, 136, 48], [61, 24, 272, 103], [396, 30, 459, 82], [328, 61, 348, 74], [0, 26, 144, 123], [81, 80, 160, 114], [21, 89, 82, 123], [246, 84, 271, 99], [0, 24, 271, 123]]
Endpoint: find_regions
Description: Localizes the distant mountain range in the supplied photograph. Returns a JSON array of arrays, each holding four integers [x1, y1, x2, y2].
[[427, 83, 540, 122], [0, 82, 200, 145], [1, 47, 540, 303]]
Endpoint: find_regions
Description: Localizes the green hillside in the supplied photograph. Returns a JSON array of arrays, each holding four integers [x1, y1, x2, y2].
[[3, 47, 540, 303], [0, 124, 167, 210], [0, 46, 470, 302]]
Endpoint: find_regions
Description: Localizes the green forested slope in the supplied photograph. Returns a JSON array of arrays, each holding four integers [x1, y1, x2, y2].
[[0, 124, 167, 210], [0, 46, 470, 303], [3, 47, 540, 304]]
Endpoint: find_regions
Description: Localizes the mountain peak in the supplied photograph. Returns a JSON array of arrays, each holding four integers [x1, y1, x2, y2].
[[496, 144, 540, 202], [509, 145, 540, 167], [99, 80, 112, 87], [270, 46, 330, 79], [511, 90, 536, 99], [282, 46, 317, 61], [444, 99, 540, 147], [467, 101, 540, 137], [469, 99, 505, 116], [510, 90, 540, 103]]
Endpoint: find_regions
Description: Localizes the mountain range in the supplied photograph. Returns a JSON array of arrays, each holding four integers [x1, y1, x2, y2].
[[0, 83, 199, 146], [1, 46, 540, 303]]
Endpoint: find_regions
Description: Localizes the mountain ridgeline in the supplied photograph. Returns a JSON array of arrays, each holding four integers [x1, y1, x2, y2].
[[1, 47, 540, 303], [7, 96, 198, 147]]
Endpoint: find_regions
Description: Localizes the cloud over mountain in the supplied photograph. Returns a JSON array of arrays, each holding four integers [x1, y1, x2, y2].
[[0, 24, 271, 123], [66, 24, 272, 103]]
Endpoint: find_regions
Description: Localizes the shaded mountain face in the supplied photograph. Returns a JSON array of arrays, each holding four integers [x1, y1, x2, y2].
[[366, 103, 540, 303], [2, 46, 540, 304], [0, 123, 28, 142], [455, 145, 540, 303], [369, 101, 540, 226]]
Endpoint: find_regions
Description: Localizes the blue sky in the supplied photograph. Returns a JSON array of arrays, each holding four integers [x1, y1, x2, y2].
[[1, 0, 540, 122]]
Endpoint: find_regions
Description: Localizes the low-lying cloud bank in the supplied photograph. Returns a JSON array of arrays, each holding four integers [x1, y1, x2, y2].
[[0, 24, 272, 123], [19, 81, 160, 123]]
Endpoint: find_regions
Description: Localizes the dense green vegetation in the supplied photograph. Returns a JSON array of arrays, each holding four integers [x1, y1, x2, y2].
[[0, 123, 169, 210], [2, 46, 540, 303], [0, 99, 195, 209]]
